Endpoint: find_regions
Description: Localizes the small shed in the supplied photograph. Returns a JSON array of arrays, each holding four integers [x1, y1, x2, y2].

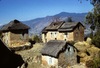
[[0, 19, 30, 47], [41, 40, 77, 68]]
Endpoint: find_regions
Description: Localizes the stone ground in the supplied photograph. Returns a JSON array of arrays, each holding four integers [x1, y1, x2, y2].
[[69, 63, 86, 68]]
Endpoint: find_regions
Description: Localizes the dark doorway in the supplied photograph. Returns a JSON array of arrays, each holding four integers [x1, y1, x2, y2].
[[77, 55, 80, 63]]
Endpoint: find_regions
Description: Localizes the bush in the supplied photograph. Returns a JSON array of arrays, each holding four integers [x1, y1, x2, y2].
[[86, 60, 95, 68], [93, 58, 100, 68], [29, 35, 42, 43], [92, 31, 100, 48], [86, 58, 100, 68]]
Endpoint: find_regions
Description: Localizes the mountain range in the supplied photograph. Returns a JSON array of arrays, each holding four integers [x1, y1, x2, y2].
[[22, 12, 87, 35], [20, 12, 87, 34]]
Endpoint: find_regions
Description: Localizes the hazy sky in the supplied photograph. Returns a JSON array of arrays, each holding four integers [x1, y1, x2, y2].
[[0, 0, 93, 25]]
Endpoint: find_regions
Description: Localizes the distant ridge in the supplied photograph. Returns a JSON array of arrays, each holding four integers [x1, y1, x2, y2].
[[22, 12, 87, 34]]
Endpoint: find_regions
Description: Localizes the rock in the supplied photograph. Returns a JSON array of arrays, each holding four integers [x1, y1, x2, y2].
[[86, 37, 92, 45], [80, 56, 92, 63], [85, 60, 94, 68], [70, 63, 86, 68], [74, 42, 90, 52], [78, 52, 87, 58], [74, 40, 100, 66], [87, 46, 100, 58]]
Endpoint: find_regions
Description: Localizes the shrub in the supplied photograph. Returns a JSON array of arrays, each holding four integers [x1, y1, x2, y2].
[[29, 35, 42, 43], [93, 58, 100, 68], [86, 56, 100, 68], [86, 60, 95, 68], [92, 31, 100, 48]]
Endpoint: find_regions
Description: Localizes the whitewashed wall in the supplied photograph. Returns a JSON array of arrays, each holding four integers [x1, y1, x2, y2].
[[42, 55, 58, 67]]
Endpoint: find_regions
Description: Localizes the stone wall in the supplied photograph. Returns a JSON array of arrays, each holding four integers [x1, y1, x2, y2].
[[58, 45, 77, 67], [74, 24, 84, 42], [10, 30, 29, 41], [2, 29, 29, 47], [42, 24, 84, 43], [41, 55, 58, 67], [2, 32, 10, 46], [58, 52, 68, 68], [42, 31, 74, 43]]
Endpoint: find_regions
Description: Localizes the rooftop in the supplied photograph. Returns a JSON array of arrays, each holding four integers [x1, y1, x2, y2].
[[42, 21, 84, 32], [1, 19, 30, 31], [41, 40, 67, 58], [45, 21, 64, 30]]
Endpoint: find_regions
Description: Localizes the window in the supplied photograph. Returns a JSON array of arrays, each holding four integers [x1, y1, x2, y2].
[[65, 32, 67, 35], [68, 46, 72, 52], [55, 38, 57, 40], [51, 32, 56, 38], [51, 32, 53, 38], [64, 33, 68, 41], [68, 47, 70, 52], [49, 57, 52, 64]]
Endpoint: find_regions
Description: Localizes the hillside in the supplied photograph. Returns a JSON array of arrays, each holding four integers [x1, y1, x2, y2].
[[23, 12, 87, 34]]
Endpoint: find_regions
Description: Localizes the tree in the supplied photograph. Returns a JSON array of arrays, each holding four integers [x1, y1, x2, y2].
[[85, 12, 94, 24], [66, 17, 73, 22], [90, 0, 100, 6], [93, 4, 100, 28], [84, 0, 100, 48], [85, 0, 100, 30], [78, 0, 100, 6], [85, 12, 95, 37], [92, 31, 100, 48]]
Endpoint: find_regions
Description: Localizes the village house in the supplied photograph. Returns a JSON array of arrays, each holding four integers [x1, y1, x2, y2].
[[41, 40, 77, 68], [42, 21, 85, 43], [0, 19, 30, 47]]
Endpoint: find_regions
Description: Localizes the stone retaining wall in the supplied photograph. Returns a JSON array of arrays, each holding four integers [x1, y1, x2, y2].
[[9, 44, 33, 51]]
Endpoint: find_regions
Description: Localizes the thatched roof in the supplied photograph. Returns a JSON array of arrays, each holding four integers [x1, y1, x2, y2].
[[42, 21, 84, 33], [1, 19, 30, 31], [41, 40, 67, 57]]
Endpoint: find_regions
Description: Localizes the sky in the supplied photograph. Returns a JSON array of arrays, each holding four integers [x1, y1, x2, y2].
[[0, 0, 93, 25]]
